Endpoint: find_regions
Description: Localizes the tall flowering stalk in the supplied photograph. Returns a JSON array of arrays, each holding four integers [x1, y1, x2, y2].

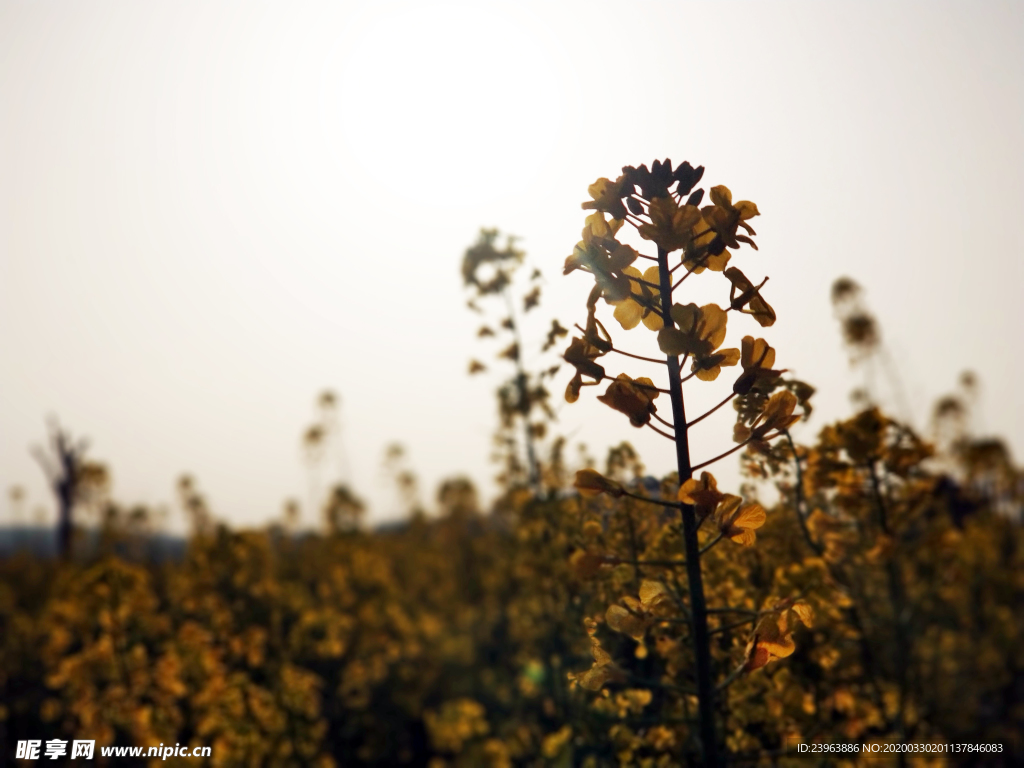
[[563, 160, 811, 764], [463, 228, 567, 494]]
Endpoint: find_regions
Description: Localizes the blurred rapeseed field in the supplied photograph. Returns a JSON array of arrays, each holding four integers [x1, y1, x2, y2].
[[1, 162, 1021, 767]]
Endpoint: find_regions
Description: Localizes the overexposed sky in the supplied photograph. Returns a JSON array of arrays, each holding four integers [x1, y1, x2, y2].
[[2, 1, 1021, 531]]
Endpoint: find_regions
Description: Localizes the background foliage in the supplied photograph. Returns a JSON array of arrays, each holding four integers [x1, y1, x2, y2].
[[2, 403, 1021, 766], [2, 172, 1022, 766]]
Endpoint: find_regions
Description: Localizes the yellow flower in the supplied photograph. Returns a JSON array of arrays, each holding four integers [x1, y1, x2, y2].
[[682, 217, 732, 274], [734, 390, 801, 447], [563, 336, 607, 403], [574, 469, 624, 498], [733, 336, 781, 395], [637, 197, 703, 253], [605, 605, 648, 640], [701, 185, 760, 251], [760, 389, 801, 431], [657, 303, 727, 358], [724, 267, 776, 327], [582, 211, 624, 245], [568, 618, 620, 691], [569, 550, 606, 579], [689, 346, 740, 382], [563, 237, 637, 303], [657, 303, 737, 378], [597, 374, 660, 427], [678, 471, 726, 520], [564, 336, 606, 382], [581, 176, 628, 220], [713, 495, 766, 546], [611, 266, 664, 331], [606, 580, 671, 639], [743, 601, 814, 672]]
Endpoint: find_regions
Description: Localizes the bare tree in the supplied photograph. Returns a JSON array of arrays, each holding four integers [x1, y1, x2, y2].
[[31, 419, 107, 560]]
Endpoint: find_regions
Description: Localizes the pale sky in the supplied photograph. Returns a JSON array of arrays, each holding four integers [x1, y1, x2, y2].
[[2, 1, 1021, 532]]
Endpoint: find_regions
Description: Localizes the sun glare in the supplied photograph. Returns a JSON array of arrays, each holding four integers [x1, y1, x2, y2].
[[319, 5, 568, 209]]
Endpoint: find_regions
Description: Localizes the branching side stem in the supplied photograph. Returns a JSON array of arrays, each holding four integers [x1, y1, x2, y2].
[[691, 438, 754, 472], [646, 422, 677, 441], [688, 393, 737, 429]]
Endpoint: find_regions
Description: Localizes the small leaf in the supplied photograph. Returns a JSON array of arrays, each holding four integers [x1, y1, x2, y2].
[[523, 286, 541, 312], [498, 343, 520, 361]]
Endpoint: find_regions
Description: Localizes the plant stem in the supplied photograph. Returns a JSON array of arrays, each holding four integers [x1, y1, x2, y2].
[[783, 430, 823, 556], [657, 245, 719, 767], [869, 460, 910, 757], [503, 287, 541, 494]]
